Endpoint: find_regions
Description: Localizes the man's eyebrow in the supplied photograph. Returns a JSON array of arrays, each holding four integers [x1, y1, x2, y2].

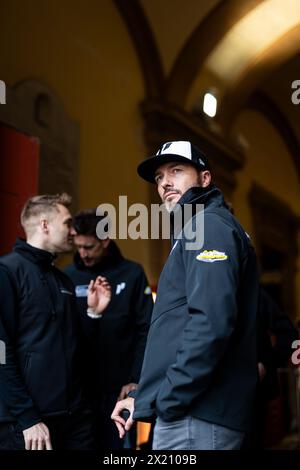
[[155, 163, 183, 177], [77, 244, 95, 248]]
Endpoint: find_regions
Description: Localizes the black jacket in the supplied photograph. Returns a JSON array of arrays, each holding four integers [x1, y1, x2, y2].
[[64, 241, 153, 395], [133, 186, 259, 432], [0, 239, 83, 430]]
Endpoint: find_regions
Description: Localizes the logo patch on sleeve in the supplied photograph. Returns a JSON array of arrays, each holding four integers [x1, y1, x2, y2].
[[75, 285, 89, 297], [196, 250, 228, 263]]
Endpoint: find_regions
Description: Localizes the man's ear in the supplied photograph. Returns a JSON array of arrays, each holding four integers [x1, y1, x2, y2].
[[40, 218, 49, 234], [200, 170, 211, 188]]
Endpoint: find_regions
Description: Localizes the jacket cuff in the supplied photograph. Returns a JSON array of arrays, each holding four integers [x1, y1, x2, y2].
[[127, 389, 137, 399], [87, 307, 103, 319], [17, 408, 42, 431]]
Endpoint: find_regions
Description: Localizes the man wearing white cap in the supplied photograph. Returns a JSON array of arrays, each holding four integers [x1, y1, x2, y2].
[[112, 141, 259, 450]]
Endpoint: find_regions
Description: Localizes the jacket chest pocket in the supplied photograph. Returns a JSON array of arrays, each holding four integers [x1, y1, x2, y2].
[[20, 285, 54, 321]]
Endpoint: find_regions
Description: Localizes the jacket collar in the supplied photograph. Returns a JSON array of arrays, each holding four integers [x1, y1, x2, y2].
[[176, 184, 225, 208], [170, 185, 227, 244], [14, 238, 56, 266]]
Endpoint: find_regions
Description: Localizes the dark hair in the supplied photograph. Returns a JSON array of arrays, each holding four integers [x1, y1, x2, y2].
[[73, 208, 108, 237]]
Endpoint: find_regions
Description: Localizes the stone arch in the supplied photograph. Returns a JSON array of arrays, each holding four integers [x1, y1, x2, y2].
[[246, 91, 300, 181], [114, 0, 165, 99], [166, 0, 263, 106]]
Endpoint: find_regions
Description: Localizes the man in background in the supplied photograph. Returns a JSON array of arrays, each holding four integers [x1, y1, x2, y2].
[[248, 288, 299, 448], [0, 194, 110, 450], [64, 209, 153, 449]]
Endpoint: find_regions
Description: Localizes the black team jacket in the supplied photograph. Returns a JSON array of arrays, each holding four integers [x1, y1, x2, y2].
[[0, 239, 83, 430], [64, 241, 153, 398], [132, 186, 259, 432]]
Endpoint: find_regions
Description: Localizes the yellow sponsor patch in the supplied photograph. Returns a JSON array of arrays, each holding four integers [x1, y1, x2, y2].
[[196, 250, 228, 263]]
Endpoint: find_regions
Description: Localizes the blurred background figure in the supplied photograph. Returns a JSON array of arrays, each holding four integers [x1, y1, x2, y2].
[[244, 288, 299, 449], [64, 209, 153, 450]]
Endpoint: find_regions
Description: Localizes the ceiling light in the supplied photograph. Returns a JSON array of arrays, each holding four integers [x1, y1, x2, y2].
[[203, 93, 217, 117]]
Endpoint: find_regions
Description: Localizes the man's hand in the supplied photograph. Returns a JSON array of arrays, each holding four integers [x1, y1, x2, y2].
[[23, 422, 52, 450], [87, 276, 111, 315], [111, 397, 135, 439], [118, 383, 138, 401]]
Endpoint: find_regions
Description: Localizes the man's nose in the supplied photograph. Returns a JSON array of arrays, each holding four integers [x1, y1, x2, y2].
[[69, 226, 77, 236], [161, 174, 173, 188], [79, 248, 87, 257]]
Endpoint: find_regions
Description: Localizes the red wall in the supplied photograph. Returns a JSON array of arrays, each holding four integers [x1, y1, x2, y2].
[[0, 125, 39, 255]]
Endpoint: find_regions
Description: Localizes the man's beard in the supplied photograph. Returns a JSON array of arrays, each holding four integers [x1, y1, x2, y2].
[[163, 181, 202, 212]]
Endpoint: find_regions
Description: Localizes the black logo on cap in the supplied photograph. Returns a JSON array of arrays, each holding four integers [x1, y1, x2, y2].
[[158, 142, 172, 155]]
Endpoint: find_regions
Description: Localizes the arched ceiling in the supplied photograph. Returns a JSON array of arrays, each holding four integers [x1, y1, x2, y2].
[[186, 0, 300, 129], [119, 0, 300, 123], [115, 0, 300, 174], [218, 23, 300, 131], [204, 0, 300, 84], [140, 0, 221, 75]]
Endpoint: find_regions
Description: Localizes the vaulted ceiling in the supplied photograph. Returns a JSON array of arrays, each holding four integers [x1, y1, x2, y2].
[[115, 0, 300, 176]]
